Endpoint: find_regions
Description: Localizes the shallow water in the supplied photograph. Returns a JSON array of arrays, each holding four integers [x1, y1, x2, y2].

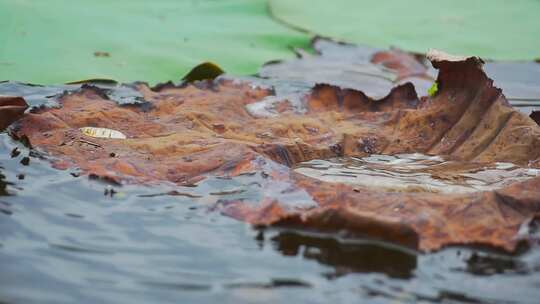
[[1, 132, 540, 304], [295, 154, 540, 194]]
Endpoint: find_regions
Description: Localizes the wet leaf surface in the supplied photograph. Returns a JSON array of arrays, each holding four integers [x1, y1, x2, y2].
[[0, 81, 149, 109], [259, 38, 540, 114], [7, 48, 540, 253], [259, 38, 400, 98]]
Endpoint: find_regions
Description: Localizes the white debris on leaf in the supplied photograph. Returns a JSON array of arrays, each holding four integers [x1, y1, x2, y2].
[[427, 49, 473, 63], [80, 127, 127, 139]]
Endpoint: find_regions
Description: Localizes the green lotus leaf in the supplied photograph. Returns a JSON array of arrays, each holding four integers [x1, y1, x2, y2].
[[269, 0, 540, 60], [0, 0, 309, 84]]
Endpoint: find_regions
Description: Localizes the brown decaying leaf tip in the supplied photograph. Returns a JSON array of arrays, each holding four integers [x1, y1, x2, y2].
[[12, 52, 540, 253], [0, 96, 28, 130], [531, 111, 540, 126]]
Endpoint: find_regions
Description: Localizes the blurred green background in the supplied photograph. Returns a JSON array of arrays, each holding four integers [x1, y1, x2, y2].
[[1, 0, 539, 84]]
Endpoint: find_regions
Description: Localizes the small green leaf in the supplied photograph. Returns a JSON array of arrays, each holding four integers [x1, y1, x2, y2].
[[182, 62, 225, 83], [428, 81, 438, 97]]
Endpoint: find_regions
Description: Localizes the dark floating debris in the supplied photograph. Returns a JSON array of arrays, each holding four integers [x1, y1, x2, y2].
[[19, 156, 30, 166], [10, 147, 20, 158]]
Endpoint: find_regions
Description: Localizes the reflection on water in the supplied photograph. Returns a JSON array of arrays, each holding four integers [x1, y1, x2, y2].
[[270, 231, 417, 279], [295, 154, 540, 193], [1, 132, 540, 304]]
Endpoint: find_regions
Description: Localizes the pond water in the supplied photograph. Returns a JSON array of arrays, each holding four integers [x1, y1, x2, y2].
[[1, 132, 540, 304]]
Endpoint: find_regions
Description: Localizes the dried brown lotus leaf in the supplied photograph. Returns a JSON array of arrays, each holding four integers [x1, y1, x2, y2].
[[13, 50, 540, 252]]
